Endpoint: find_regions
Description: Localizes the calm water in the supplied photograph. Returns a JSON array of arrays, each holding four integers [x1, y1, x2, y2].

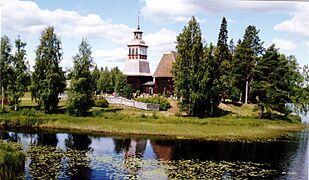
[[1, 114, 308, 179]]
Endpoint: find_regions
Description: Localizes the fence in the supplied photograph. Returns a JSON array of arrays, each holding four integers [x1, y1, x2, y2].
[[105, 96, 160, 111]]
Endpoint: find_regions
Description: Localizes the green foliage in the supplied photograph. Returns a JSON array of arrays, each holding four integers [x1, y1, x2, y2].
[[67, 39, 94, 116], [173, 16, 207, 116], [7, 36, 30, 110], [135, 96, 170, 111], [252, 45, 302, 117], [94, 98, 109, 108], [92, 65, 100, 93], [215, 17, 233, 101], [232, 25, 264, 103], [0, 141, 25, 172], [0, 35, 12, 97], [30, 26, 66, 113], [291, 65, 309, 113], [97, 66, 132, 98]]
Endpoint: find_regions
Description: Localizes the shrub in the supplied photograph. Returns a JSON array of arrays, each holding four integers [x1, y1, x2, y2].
[[94, 98, 109, 108], [67, 93, 93, 116], [135, 96, 171, 111]]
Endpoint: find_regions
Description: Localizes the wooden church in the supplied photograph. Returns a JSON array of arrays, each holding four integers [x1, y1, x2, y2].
[[123, 23, 176, 95]]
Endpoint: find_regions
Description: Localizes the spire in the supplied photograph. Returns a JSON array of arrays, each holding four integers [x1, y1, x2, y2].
[[137, 11, 140, 30]]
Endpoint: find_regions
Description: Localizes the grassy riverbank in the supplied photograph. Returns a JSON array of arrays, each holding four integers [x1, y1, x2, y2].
[[0, 100, 306, 141], [0, 141, 25, 179]]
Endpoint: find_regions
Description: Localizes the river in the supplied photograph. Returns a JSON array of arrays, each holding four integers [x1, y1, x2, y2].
[[0, 114, 308, 179]]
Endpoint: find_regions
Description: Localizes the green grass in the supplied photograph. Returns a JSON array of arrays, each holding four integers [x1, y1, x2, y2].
[[0, 103, 306, 141]]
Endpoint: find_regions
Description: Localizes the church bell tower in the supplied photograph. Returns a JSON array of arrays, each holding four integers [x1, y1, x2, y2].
[[123, 15, 152, 91]]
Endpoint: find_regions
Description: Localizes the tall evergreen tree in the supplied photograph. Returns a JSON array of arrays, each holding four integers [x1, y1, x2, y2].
[[30, 26, 66, 113], [214, 17, 232, 101], [173, 16, 205, 116], [67, 39, 94, 116], [229, 39, 235, 55], [232, 25, 264, 103], [0, 35, 13, 108], [203, 43, 221, 115], [7, 36, 30, 110]]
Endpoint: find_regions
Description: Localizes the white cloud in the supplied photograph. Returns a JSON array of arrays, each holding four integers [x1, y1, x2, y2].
[[141, 0, 296, 23], [2, 0, 133, 44], [93, 48, 127, 63], [144, 29, 177, 53], [141, 0, 199, 22], [274, 4, 309, 37], [273, 38, 296, 51]]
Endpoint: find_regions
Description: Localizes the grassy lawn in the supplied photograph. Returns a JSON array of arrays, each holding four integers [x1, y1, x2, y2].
[[0, 98, 306, 141]]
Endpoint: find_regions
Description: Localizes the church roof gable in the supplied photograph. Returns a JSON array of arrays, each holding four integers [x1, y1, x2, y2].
[[153, 51, 177, 78]]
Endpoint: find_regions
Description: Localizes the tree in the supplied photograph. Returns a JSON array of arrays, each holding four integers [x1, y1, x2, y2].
[[30, 26, 66, 113], [97, 66, 112, 93], [232, 25, 264, 103], [115, 72, 132, 99], [202, 43, 221, 115], [214, 17, 233, 101], [173, 16, 206, 116], [7, 36, 30, 110], [92, 65, 100, 93], [252, 44, 302, 118], [67, 39, 94, 116], [0, 35, 13, 108]]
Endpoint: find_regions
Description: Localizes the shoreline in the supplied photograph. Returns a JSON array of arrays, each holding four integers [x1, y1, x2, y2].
[[0, 109, 306, 142]]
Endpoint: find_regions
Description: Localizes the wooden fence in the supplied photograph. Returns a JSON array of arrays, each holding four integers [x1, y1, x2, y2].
[[105, 96, 160, 111]]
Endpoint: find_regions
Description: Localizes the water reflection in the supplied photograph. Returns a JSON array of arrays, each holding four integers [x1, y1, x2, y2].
[[0, 128, 307, 179], [65, 134, 92, 179]]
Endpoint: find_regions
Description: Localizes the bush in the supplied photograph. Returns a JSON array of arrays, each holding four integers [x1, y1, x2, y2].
[[135, 96, 171, 111], [94, 98, 109, 108], [66, 93, 93, 116]]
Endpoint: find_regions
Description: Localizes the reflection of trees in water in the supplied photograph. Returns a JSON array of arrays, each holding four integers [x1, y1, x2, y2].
[[113, 138, 131, 154], [35, 133, 58, 146], [151, 138, 303, 179], [123, 139, 147, 177], [65, 134, 92, 179], [0, 131, 20, 142]]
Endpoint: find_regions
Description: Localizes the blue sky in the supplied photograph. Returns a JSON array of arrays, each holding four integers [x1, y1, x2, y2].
[[2, 0, 309, 73]]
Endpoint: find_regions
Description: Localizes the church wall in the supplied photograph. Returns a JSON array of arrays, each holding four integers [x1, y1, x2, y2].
[[154, 77, 174, 95]]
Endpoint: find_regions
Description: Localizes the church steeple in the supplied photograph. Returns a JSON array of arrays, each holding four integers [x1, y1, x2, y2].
[[123, 15, 151, 77], [137, 11, 140, 30], [127, 17, 148, 60]]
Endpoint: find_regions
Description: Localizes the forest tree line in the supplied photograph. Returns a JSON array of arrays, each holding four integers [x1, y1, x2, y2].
[[1, 17, 309, 118], [1, 26, 130, 116], [173, 17, 309, 117]]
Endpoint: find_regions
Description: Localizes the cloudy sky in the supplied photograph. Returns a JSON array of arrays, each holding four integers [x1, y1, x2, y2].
[[1, 0, 309, 73]]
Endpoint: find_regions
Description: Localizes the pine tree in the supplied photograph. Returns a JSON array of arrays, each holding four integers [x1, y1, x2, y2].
[[232, 25, 264, 103], [214, 17, 232, 102], [7, 36, 30, 110], [252, 44, 302, 118], [30, 26, 66, 113], [67, 38, 94, 116], [173, 16, 205, 116]]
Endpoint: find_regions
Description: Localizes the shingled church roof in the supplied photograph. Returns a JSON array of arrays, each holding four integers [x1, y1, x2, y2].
[[153, 51, 177, 78]]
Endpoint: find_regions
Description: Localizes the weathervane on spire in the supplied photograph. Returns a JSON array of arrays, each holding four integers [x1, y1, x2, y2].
[[137, 11, 140, 30]]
